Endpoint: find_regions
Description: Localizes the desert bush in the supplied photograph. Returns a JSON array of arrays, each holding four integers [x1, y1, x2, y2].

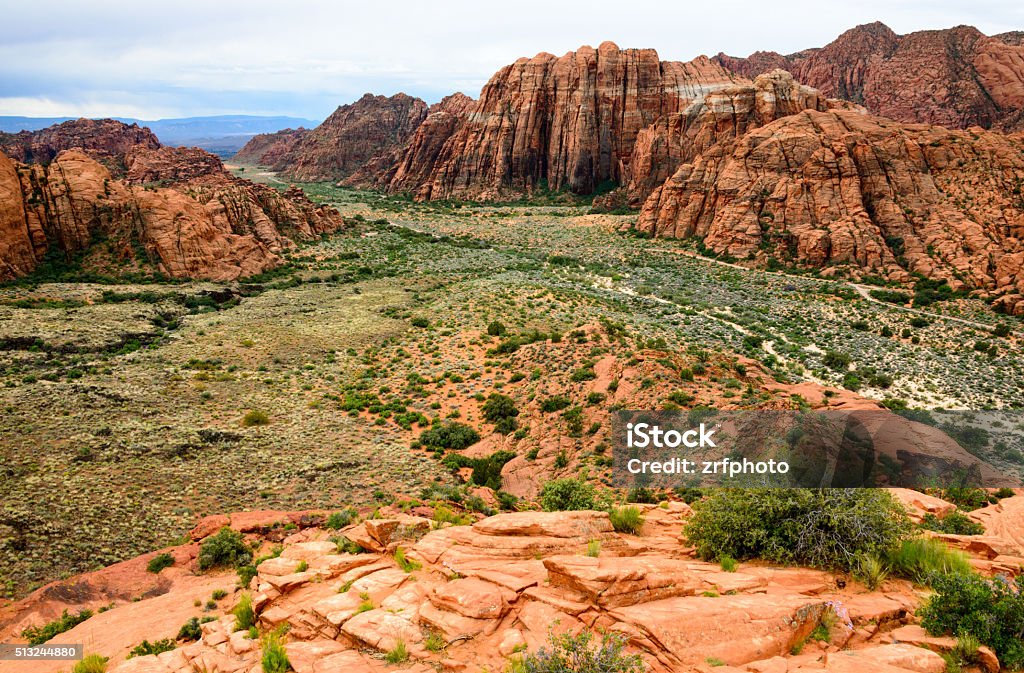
[[198, 527, 252, 570], [261, 630, 290, 673], [241, 409, 270, 427], [177, 617, 202, 641], [128, 639, 175, 658], [386, 638, 410, 664], [482, 393, 519, 434], [419, 421, 480, 450], [394, 547, 422, 573], [920, 572, 1024, 670], [609, 506, 644, 534], [822, 351, 852, 371], [325, 508, 359, 529], [22, 609, 93, 645], [509, 629, 643, 673], [885, 537, 973, 583], [853, 553, 888, 590], [232, 592, 256, 632], [540, 478, 597, 512], [73, 654, 108, 673], [919, 512, 985, 536], [719, 555, 738, 573], [684, 489, 910, 570], [146, 552, 174, 574], [541, 395, 572, 413]]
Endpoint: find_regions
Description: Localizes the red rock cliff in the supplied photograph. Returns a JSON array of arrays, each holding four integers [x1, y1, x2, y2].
[[277, 93, 428, 182], [637, 109, 1024, 313], [714, 23, 1024, 131], [402, 43, 746, 201]]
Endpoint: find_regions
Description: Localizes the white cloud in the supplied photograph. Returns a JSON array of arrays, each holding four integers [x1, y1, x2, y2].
[[1, 0, 1021, 119]]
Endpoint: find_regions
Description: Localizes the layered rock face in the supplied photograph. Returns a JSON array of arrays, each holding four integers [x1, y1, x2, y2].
[[276, 93, 428, 182], [620, 70, 847, 206], [7, 493, 1023, 673], [637, 108, 1024, 312], [0, 127, 345, 282], [232, 127, 310, 167], [403, 43, 746, 201], [0, 118, 161, 173], [714, 23, 1024, 131], [345, 92, 475, 193]]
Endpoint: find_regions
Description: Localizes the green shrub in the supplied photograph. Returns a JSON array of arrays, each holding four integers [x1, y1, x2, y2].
[[419, 421, 480, 450], [609, 506, 644, 535], [540, 395, 572, 413], [919, 512, 985, 536], [626, 487, 658, 504], [241, 409, 270, 426], [198, 527, 252, 570], [425, 631, 446, 652], [146, 552, 174, 574], [719, 555, 738, 572], [232, 592, 256, 631], [386, 638, 410, 664], [938, 487, 990, 511], [73, 654, 108, 673], [261, 631, 290, 673], [177, 617, 202, 642], [22, 609, 93, 645], [822, 351, 852, 371], [482, 393, 519, 434], [411, 317, 430, 328], [853, 553, 889, 590], [510, 630, 643, 673], [128, 639, 176, 658], [920, 573, 1024, 670], [540, 478, 597, 512], [487, 321, 507, 336], [237, 564, 258, 587], [684, 489, 910, 570], [325, 508, 358, 530], [394, 547, 422, 573], [885, 537, 973, 583]]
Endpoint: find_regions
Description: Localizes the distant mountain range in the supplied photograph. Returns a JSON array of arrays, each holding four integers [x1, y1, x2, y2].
[[0, 114, 320, 156]]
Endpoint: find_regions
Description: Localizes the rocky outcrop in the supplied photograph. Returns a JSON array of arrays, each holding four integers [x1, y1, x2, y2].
[[636, 108, 1024, 312], [345, 93, 475, 193], [277, 93, 428, 182], [0, 118, 161, 174], [616, 70, 848, 207], [0, 145, 344, 282], [232, 127, 310, 166], [400, 43, 746, 201], [5, 501, 1002, 673], [713, 23, 1024, 131]]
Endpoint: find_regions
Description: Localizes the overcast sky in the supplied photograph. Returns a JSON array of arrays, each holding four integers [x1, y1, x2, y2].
[[1, 0, 1021, 121]]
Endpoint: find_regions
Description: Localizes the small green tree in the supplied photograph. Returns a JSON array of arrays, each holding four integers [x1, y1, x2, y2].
[[540, 478, 597, 511], [198, 528, 253, 570]]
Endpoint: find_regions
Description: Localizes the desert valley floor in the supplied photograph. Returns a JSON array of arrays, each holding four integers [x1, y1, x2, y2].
[[1, 170, 1022, 601]]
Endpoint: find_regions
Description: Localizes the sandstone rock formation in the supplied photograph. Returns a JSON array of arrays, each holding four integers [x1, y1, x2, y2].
[[637, 108, 1024, 313], [399, 43, 746, 201], [275, 93, 428, 182], [0, 134, 344, 281], [232, 127, 310, 166], [3, 495, 1018, 673], [0, 118, 161, 174], [713, 22, 1024, 131], [344, 92, 475, 193], [616, 70, 850, 207]]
